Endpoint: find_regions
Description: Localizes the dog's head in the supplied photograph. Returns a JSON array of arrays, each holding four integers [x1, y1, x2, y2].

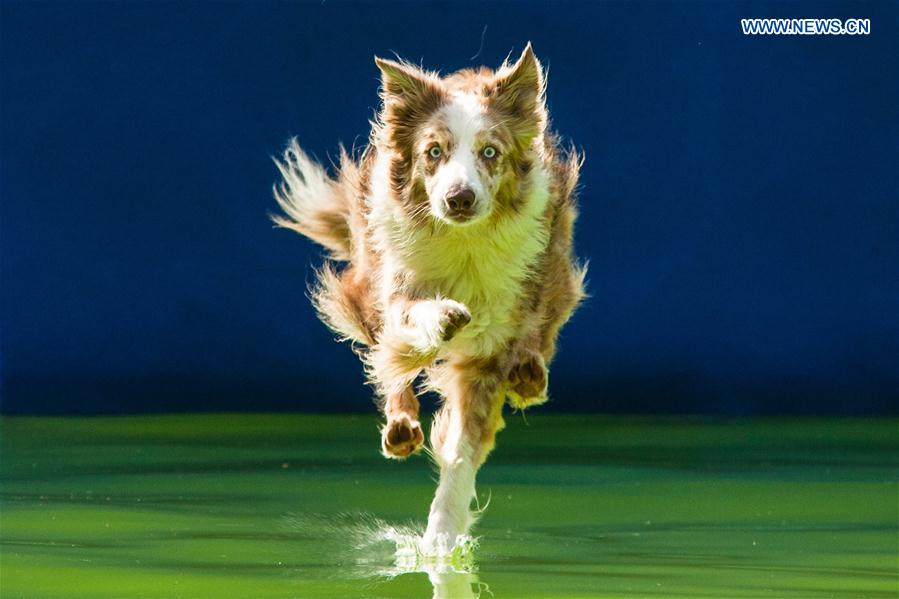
[[375, 44, 547, 226]]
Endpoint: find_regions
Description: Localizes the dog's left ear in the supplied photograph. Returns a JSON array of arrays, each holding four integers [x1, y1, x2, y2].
[[493, 42, 545, 116], [490, 42, 547, 140]]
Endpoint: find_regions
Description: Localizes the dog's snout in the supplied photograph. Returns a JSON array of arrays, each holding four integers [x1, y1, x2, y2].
[[444, 186, 475, 215]]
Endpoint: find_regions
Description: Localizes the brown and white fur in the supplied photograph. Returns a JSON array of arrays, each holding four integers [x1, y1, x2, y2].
[[273, 44, 585, 552]]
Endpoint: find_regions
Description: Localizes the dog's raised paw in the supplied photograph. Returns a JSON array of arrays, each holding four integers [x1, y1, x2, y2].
[[381, 414, 425, 459], [438, 301, 471, 342], [507, 350, 548, 409]]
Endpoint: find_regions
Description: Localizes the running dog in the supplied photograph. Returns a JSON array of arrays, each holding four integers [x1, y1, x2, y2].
[[273, 43, 585, 551]]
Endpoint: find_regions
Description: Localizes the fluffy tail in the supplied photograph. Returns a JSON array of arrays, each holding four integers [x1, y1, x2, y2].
[[272, 139, 351, 260], [311, 263, 376, 347]]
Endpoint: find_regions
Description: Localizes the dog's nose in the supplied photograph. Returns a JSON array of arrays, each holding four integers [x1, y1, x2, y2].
[[444, 187, 475, 214]]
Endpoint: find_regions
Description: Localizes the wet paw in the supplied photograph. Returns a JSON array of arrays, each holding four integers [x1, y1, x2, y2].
[[381, 414, 424, 459], [506, 350, 548, 409], [437, 300, 471, 342]]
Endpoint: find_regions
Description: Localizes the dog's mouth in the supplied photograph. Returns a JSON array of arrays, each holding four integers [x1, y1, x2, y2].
[[442, 207, 479, 224]]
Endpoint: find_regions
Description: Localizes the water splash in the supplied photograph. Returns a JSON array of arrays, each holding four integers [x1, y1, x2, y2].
[[283, 512, 487, 597], [378, 527, 485, 599], [345, 513, 479, 574]]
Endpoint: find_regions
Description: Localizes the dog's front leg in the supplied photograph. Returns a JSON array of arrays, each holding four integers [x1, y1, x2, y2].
[[371, 296, 471, 383], [421, 358, 506, 552], [380, 386, 424, 459], [372, 297, 471, 459], [391, 297, 472, 356]]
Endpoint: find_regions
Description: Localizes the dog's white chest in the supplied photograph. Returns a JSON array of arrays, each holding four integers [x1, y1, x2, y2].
[[406, 218, 549, 357]]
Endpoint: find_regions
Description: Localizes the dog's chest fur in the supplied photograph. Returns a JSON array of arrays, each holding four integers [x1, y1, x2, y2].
[[377, 168, 552, 358]]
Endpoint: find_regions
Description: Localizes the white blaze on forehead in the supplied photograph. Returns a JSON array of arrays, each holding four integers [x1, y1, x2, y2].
[[428, 93, 488, 220], [442, 93, 486, 150]]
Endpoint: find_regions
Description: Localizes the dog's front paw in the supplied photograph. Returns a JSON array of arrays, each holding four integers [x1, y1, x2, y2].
[[506, 349, 548, 409], [407, 299, 471, 352], [381, 414, 425, 459], [436, 300, 471, 342]]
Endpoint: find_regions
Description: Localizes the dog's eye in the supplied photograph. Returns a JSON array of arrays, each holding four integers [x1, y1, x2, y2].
[[428, 146, 442, 159], [482, 146, 497, 159]]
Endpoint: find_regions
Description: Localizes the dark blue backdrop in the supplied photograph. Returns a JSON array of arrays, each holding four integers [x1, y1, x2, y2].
[[2, 1, 897, 415]]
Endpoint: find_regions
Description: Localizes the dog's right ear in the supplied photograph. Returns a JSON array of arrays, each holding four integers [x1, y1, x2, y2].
[[375, 57, 437, 99], [375, 57, 445, 150]]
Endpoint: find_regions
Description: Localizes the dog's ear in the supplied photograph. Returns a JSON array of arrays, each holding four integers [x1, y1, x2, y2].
[[375, 57, 445, 151], [376, 58, 436, 98], [375, 57, 445, 116], [489, 43, 547, 144]]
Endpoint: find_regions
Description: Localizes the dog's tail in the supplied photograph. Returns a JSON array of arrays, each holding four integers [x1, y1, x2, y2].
[[311, 263, 376, 347], [271, 139, 351, 260]]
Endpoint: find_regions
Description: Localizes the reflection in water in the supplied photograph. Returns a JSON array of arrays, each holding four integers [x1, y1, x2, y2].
[[284, 512, 487, 598], [391, 531, 483, 599], [426, 570, 482, 599]]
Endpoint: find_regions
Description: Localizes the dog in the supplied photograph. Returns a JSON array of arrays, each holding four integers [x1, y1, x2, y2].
[[273, 43, 585, 551]]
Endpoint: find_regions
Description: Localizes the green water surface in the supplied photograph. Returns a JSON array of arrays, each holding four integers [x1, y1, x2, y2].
[[1, 414, 897, 598]]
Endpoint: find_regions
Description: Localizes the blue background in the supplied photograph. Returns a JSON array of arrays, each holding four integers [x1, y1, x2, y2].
[[2, 1, 897, 415]]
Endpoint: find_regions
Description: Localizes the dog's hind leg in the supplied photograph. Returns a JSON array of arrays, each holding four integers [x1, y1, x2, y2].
[[380, 386, 424, 459], [421, 358, 506, 552], [506, 232, 586, 410], [505, 338, 549, 410]]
